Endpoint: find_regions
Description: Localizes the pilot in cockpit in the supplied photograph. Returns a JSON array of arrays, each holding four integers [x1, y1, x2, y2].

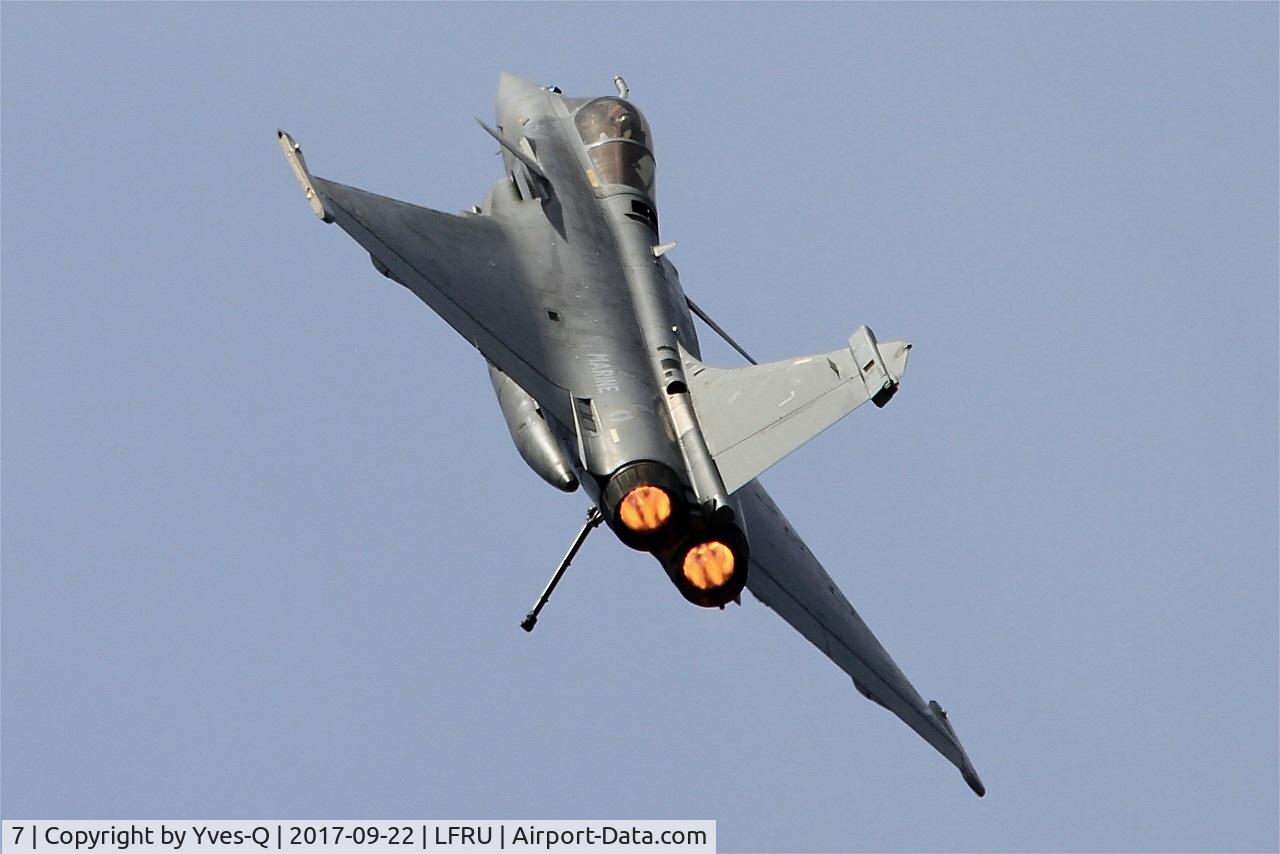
[[574, 98, 656, 198], [576, 99, 650, 146]]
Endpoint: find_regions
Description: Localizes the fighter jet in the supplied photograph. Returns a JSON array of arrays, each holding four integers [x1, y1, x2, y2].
[[277, 72, 984, 796]]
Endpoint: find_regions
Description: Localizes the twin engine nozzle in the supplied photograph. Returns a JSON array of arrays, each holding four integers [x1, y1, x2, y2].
[[600, 461, 748, 608]]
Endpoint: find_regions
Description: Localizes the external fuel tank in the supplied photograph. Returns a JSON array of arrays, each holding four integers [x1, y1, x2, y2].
[[487, 363, 579, 493]]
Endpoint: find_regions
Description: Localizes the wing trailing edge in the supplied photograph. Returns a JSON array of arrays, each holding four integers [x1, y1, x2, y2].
[[738, 481, 985, 796]]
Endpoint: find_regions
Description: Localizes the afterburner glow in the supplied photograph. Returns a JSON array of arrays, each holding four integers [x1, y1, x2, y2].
[[618, 485, 673, 533], [682, 540, 736, 590]]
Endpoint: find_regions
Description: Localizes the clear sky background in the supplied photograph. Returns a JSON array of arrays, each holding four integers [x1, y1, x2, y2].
[[3, 4, 1276, 852]]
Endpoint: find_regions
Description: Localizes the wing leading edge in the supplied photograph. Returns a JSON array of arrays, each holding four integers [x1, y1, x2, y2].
[[277, 130, 571, 426], [738, 481, 986, 796]]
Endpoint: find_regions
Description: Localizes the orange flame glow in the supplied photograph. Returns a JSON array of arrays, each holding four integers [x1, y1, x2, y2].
[[618, 485, 673, 533], [682, 541, 736, 590]]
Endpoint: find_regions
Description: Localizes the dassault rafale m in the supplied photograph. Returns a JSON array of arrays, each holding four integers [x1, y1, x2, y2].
[[278, 72, 984, 796]]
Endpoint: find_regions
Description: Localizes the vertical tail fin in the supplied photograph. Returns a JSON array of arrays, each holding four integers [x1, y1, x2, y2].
[[681, 326, 910, 493]]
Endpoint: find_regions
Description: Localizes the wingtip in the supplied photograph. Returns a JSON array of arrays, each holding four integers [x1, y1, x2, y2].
[[277, 129, 330, 222], [962, 766, 986, 798], [928, 699, 986, 797]]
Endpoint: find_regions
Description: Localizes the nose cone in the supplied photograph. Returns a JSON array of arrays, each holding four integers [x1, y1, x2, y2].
[[497, 72, 544, 108], [495, 72, 556, 132]]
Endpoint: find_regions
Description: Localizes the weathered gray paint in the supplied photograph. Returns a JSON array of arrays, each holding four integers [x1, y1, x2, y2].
[[278, 73, 984, 796]]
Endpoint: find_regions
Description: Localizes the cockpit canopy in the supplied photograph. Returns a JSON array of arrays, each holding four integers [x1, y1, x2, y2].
[[574, 97, 656, 199], [575, 97, 651, 147]]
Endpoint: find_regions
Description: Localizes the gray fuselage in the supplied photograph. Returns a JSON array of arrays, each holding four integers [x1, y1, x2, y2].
[[474, 75, 745, 604]]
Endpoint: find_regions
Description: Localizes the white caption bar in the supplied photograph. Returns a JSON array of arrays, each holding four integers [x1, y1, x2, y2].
[[2, 821, 715, 854]]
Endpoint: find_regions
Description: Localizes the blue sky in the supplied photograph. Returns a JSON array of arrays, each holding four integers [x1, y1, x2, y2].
[[3, 4, 1276, 852]]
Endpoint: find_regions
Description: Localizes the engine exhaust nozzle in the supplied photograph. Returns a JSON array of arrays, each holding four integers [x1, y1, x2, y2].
[[600, 461, 687, 550], [662, 524, 750, 608]]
